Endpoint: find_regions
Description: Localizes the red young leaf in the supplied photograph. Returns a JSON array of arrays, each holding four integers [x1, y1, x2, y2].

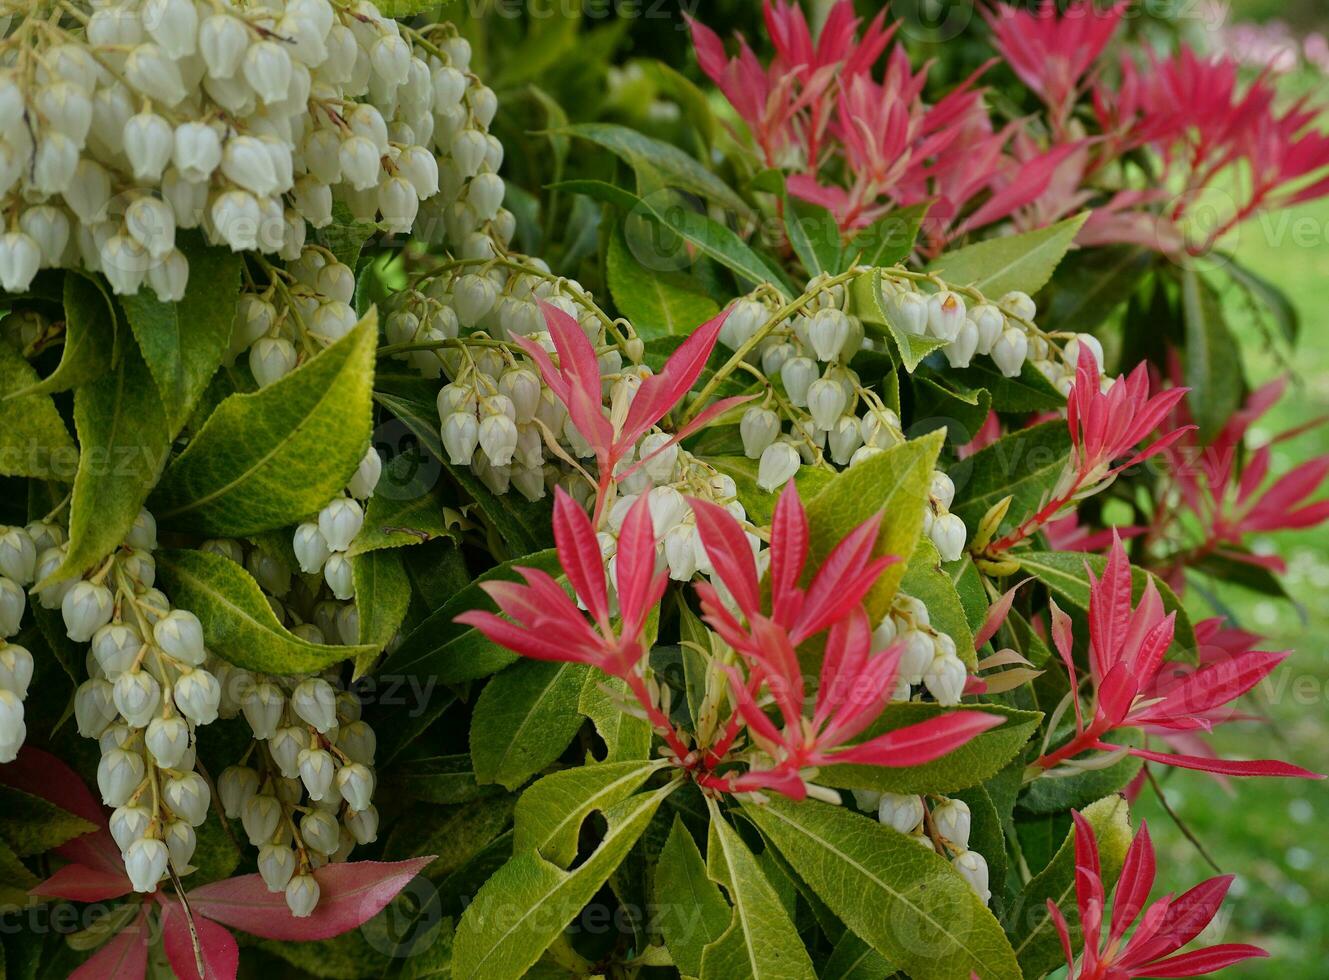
[[161, 903, 241, 980], [69, 908, 149, 980], [30, 863, 132, 903]]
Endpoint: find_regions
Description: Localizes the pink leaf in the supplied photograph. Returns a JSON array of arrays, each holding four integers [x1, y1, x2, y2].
[[186, 859, 433, 942], [161, 903, 240, 980], [31, 863, 132, 903], [1, 747, 123, 877], [69, 908, 149, 980], [1125, 746, 1322, 779]]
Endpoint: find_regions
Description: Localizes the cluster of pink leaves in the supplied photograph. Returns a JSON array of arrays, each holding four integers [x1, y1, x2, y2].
[[0, 748, 429, 980], [1050, 812, 1267, 978], [991, 1, 1329, 254], [462, 481, 1005, 801], [688, 1, 1079, 256], [1031, 533, 1319, 780]]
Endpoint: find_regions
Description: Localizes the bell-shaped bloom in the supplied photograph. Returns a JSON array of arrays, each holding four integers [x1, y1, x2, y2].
[[456, 488, 666, 681], [1037, 535, 1319, 779], [1048, 813, 1266, 979]]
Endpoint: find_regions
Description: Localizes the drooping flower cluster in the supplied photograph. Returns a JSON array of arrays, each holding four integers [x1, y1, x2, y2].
[[0, 521, 49, 762], [292, 444, 382, 600], [853, 790, 993, 904], [0, 0, 486, 300]]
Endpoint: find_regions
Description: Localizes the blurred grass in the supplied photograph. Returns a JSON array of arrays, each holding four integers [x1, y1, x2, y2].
[[1130, 74, 1329, 971]]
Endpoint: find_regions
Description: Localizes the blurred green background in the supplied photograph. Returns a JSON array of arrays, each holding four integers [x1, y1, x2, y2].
[[1130, 4, 1329, 972]]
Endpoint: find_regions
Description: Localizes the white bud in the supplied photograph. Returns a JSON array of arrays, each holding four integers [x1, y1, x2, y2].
[[0, 689, 23, 762], [0, 529, 35, 586], [891, 292, 929, 336], [398, 145, 439, 199], [827, 415, 863, 465], [0, 579, 23, 637], [335, 762, 375, 812], [378, 176, 420, 233], [970, 304, 1004, 354], [258, 843, 296, 892], [317, 498, 363, 553], [923, 653, 967, 706], [324, 552, 354, 600], [250, 337, 298, 387], [898, 629, 935, 686], [453, 273, 498, 326], [929, 512, 967, 563], [174, 668, 221, 725], [292, 678, 338, 733], [143, 0, 198, 58], [113, 670, 161, 729], [809, 308, 851, 362], [346, 804, 379, 845], [441, 412, 480, 466], [199, 14, 248, 78], [76, 679, 117, 738], [218, 766, 260, 819], [243, 794, 282, 846], [1063, 333, 1104, 371], [244, 41, 294, 103], [757, 442, 801, 493], [124, 838, 168, 893], [806, 378, 848, 432], [878, 793, 925, 834], [738, 406, 780, 460], [298, 748, 336, 802], [945, 318, 980, 369], [60, 582, 111, 643], [163, 820, 196, 872], [210, 190, 262, 252], [145, 716, 191, 769], [991, 327, 1029, 378], [242, 682, 285, 740], [999, 291, 1037, 322], [0, 641, 29, 703], [285, 874, 320, 918], [110, 805, 152, 853], [780, 357, 818, 407], [953, 850, 991, 903], [928, 291, 966, 341], [126, 44, 186, 105], [0, 234, 39, 294], [153, 610, 205, 666], [301, 809, 341, 855], [338, 135, 382, 191], [339, 721, 376, 766], [98, 748, 145, 807], [933, 799, 972, 850], [478, 414, 519, 467]]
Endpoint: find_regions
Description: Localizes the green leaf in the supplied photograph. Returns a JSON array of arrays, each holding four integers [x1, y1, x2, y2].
[[553, 180, 793, 295], [641, 61, 719, 154], [155, 548, 371, 673], [656, 817, 731, 978], [900, 538, 976, 667], [377, 549, 562, 684], [1181, 266, 1242, 441], [313, 200, 379, 271], [345, 454, 453, 556], [950, 421, 1072, 534], [559, 123, 749, 216], [385, 753, 490, 806], [150, 313, 376, 536], [699, 802, 817, 980], [0, 786, 95, 857], [849, 268, 947, 372], [578, 672, 652, 762], [11, 271, 115, 397], [606, 226, 719, 341], [805, 430, 943, 625], [119, 236, 242, 428], [785, 197, 842, 278], [744, 798, 1021, 980], [351, 548, 410, 677], [1224, 255, 1299, 343], [950, 360, 1064, 413], [823, 929, 893, 980], [845, 202, 930, 268], [50, 340, 169, 583], [1040, 244, 1153, 336], [374, 375, 553, 555], [470, 660, 590, 791], [0, 337, 75, 480], [949, 556, 989, 635], [911, 373, 992, 445], [927, 213, 1089, 298], [1017, 551, 1197, 656], [820, 703, 1042, 795], [452, 783, 675, 980], [702, 455, 833, 526], [1007, 795, 1132, 977], [1019, 744, 1143, 815], [513, 759, 667, 866]]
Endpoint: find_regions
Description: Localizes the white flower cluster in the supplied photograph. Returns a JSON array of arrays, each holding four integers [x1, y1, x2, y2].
[[383, 257, 613, 502], [292, 445, 383, 600], [39, 510, 222, 894], [232, 246, 360, 387], [856, 791, 991, 905], [0, 0, 480, 300], [722, 278, 968, 562], [0, 522, 53, 762], [871, 592, 968, 707], [216, 672, 378, 918]]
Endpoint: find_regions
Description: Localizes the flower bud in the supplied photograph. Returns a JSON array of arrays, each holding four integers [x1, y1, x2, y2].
[[164, 819, 196, 872], [969, 304, 1004, 355], [441, 412, 480, 466], [929, 512, 967, 563], [336, 762, 375, 812], [0, 578, 23, 638], [991, 327, 1029, 379], [301, 809, 341, 855], [242, 682, 285, 740], [110, 805, 152, 853], [243, 795, 282, 846], [146, 716, 191, 769], [127, 43, 186, 105], [0, 234, 39, 294], [218, 766, 260, 819], [757, 442, 801, 493], [258, 843, 296, 892], [952, 850, 991, 903], [286, 874, 320, 918], [292, 678, 337, 733], [338, 720, 376, 766], [877, 793, 925, 834], [923, 653, 967, 706], [780, 357, 818, 407], [244, 40, 294, 103], [859, 408, 902, 449], [345, 804, 379, 845], [125, 838, 168, 893], [0, 690, 23, 763], [806, 378, 848, 432], [999, 291, 1037, 322], [928, 291, 966, 341], [809, 308, 851, 362], [293, 523, 332, 574], [740, 407, 780, 460], [113, 670, 162, 729], [317, 497, 364, 554], [453, 273, 498, 327], [323, 553, 354, 601], [98, 748, 145, 807], [163, 771, 210, 826], [827, 415, 863, 465], [76, 679, 117, 738], [174, 668, 221, 725], [478, 413, 519, 467], [0, 644, 32, 699], [891, 292, 928, 336], [154, 610, 206, 666], [298, 748, 336, 802], [269, 726, 305, 779], [932, 798, 972, 850]]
